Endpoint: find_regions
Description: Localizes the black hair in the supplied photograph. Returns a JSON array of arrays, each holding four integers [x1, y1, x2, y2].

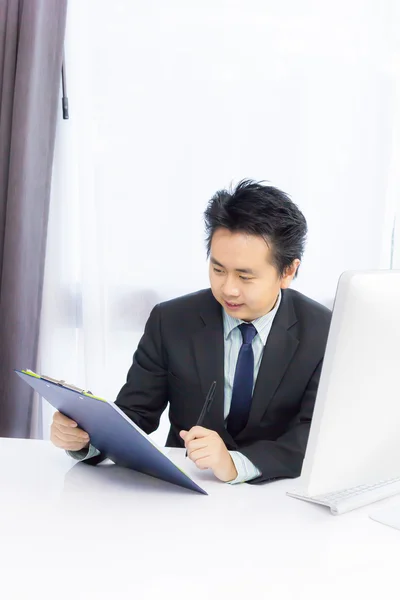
[[204, 179, 308, 278]]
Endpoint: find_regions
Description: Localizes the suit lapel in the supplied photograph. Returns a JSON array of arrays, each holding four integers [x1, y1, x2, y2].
[[237, 289, 299, 439], [191, 293, 226, 437]]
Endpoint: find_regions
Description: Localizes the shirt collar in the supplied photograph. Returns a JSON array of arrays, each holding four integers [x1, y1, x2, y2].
[[223, 291, 282, 346]]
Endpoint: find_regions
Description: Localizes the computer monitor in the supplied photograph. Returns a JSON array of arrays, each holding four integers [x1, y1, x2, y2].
[[294, 270, 400, 498]]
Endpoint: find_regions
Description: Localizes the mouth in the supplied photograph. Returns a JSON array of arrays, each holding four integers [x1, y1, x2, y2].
[[224, 300, 244, 310]]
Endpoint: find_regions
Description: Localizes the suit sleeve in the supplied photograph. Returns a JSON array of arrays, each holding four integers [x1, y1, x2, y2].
[[239, 359, 323, 484], [114, 303, 168, 433], [79, 304, 168, 466]]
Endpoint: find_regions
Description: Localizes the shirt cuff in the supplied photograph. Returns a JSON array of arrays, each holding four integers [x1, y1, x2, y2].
[[66, 444, 101, 462], [228, 451, 261, 484]]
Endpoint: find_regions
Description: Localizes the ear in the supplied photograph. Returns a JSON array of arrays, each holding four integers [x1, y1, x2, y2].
[[280, 259, 301, 289]]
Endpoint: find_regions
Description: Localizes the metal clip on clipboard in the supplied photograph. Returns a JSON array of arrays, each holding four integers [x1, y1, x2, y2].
[[40, 374, 93, 395]]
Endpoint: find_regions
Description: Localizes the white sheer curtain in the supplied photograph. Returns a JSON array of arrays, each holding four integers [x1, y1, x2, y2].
[[40, 0, 400, 443]]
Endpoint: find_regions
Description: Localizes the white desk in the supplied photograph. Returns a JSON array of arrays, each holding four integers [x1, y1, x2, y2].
[[0, 438, 399, 600]]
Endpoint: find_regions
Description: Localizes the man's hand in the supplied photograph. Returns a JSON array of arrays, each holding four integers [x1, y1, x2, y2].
[[180, 426, 238, 482], [50, 411, 90, 452]]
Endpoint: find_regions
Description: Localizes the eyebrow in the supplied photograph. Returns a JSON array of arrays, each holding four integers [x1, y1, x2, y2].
[[210, 257, 256, 275]]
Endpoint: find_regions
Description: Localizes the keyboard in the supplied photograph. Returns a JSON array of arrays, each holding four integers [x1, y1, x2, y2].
[[287, 476, 400, 515]]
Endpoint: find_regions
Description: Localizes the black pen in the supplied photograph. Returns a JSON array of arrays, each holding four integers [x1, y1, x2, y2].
[[185, 381, 217, 457]]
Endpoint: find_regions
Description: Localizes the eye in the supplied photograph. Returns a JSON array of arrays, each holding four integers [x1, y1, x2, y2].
[[213, 267, 224, 274], [239, 276, 252, 281]]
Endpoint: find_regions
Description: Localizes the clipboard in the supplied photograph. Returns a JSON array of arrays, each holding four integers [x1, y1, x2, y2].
[[16, 369, 207, 495]]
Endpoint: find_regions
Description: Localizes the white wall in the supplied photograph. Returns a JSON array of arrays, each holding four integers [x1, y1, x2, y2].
[[40, 0, 400, 444]]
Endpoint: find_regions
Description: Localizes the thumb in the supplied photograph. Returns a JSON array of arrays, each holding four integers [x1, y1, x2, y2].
[[179, 430, 188, 440]]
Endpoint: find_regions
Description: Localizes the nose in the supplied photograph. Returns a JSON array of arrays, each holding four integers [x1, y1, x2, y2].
[[222, 275, 240, 298]]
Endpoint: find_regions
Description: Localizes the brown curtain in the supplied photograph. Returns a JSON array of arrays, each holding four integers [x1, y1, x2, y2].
[[0, 0, 67, 437]]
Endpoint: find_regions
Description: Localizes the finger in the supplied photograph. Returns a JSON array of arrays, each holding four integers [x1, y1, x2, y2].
[[186, 438, 209, 453], [51, 430, 89, 447], [188, 448, 212, 463], [53, 411, 77, 428], [194, 457, 211, 471], [52, 432, 90, 451], [179, 430, 188, 439], [55, 423, 89, 440], [184, 426, 212, 445]]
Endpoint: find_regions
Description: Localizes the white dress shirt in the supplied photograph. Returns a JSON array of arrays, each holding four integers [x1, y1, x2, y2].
[[223, 291, 282, 483]]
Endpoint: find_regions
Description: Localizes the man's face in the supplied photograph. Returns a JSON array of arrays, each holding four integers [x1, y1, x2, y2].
[[209, 228, 298, 322]]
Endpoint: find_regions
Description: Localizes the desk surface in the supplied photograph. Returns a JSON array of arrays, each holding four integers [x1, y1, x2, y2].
[[1, 438, 400, 600]]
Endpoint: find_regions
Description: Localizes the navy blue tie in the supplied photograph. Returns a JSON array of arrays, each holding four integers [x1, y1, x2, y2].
[[227, 323, 258, 438]]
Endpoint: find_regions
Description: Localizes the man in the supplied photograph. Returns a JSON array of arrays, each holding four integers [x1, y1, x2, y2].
[[51, 180, 331, 484]]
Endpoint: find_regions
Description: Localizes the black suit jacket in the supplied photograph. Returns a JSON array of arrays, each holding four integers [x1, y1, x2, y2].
[[89, 288, 331, 483]]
